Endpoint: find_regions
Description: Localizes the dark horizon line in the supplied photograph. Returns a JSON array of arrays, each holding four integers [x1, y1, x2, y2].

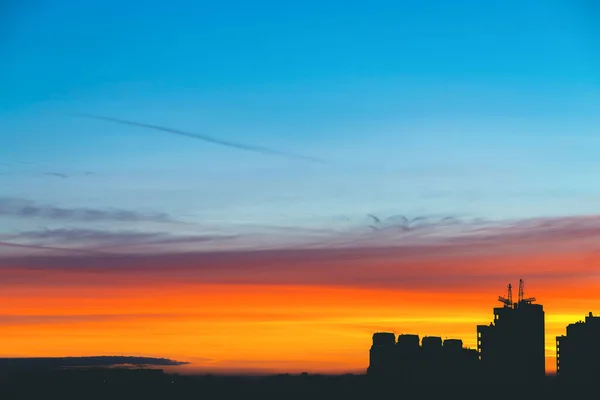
[[0, 356, 560, 377]]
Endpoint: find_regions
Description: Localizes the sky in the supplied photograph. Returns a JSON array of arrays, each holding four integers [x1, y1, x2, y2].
[[1, 0, 600, 374]]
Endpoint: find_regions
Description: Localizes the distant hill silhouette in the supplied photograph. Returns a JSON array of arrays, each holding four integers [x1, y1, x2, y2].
[[0, 356, 187, 371]]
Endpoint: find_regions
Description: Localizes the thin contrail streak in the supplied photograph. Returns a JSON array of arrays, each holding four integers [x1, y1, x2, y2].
[[74, 114, 328, 164]]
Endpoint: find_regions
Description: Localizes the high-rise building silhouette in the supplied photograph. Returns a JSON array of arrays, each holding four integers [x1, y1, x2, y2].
[[556, 312, 600, 382], [476, 279, 545, 382]]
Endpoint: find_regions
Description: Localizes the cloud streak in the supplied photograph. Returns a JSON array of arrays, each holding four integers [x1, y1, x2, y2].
[[1, 227, 238, 252], [0, 240, 102, 255], [0, 198, 175, 223], [75, 114, 328, 164], [2, 213, 600, 291], [0, 356, 188, 370], [44, 172, 68, 179]]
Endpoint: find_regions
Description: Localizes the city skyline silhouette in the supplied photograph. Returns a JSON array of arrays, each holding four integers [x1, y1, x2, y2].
[[1, 283, 598, 400], [0, 279, 597, 379]]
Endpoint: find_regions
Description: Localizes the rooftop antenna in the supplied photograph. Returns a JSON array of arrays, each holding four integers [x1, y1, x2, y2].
[[518, 277, 524, 303], [498, 283, 513, 308], [518, 278, 536, 305]]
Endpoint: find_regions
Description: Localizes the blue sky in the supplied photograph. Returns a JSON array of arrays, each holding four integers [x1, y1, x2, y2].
[[1, 0, 600, 252]]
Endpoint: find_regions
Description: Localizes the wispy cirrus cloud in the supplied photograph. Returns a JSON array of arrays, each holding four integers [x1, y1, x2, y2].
[[0, 227, 238, 254], [44, 172, 68, 179], [0, 197, 175, 223], [1, 213, 600, 292], [3, 210, 600, 258], [0, 240, 102, 255], [321, 212, 600, 250]]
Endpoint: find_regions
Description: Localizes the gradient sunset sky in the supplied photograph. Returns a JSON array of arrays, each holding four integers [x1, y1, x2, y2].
[[1, 0, 600, 374]]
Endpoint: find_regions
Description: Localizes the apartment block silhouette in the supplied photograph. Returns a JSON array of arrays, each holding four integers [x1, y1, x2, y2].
[[368, 332, 478, 382], [556, 312, 600, 382]]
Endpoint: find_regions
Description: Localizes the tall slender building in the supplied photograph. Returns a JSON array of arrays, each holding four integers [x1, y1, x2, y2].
[[476, 280, 545, 382]]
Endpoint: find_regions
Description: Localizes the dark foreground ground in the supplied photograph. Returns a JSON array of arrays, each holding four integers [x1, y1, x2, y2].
[[0, 369, 592, 400]]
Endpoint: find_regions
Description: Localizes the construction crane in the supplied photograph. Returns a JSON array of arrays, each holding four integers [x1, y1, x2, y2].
[[518, 278, 536, 304], [498, 283, 513, 308]]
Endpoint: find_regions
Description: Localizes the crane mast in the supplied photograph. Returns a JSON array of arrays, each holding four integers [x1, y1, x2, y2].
[[518, 278, 523, 303], [498, 283, 513, 308], [518, 278, 536, 305]]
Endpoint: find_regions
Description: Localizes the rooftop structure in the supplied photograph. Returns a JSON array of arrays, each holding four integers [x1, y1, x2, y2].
[[476, 279, 545, 382]]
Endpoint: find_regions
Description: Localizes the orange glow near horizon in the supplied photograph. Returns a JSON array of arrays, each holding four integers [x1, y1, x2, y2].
[[1, 277, 599, 374], [2, 236, 600, 374]]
